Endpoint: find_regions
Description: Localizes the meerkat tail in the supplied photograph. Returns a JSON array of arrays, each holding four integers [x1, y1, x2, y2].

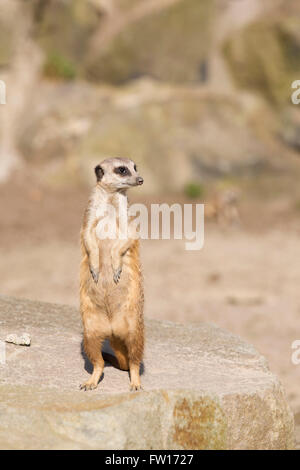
[[110, 337, 130, 371], [102, 351, 129, 371]]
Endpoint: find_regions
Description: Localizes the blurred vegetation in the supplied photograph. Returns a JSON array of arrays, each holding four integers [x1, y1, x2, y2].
[[35, 0, 99, 78], [43, 52, 77, 80], [184, 182, 205, 199], [293, 199, 300, 212]]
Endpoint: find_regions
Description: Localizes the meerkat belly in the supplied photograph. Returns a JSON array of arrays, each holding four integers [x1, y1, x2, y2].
[[96, 240, 133, 314]]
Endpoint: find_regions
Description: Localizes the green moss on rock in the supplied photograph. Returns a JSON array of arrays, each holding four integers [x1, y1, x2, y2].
[[34, 0, 99, 80], [43, 51, 77, 80]]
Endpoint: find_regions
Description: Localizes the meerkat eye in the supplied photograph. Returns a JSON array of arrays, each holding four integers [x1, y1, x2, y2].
[[134, 164, 137, 172], [114, 166, 130, 176]]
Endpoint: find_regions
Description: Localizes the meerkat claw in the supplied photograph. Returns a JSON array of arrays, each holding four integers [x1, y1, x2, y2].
[[80, 381, 98, 391], [130, 384, 142, 392], [113, 267, 122, 284], [90, 268, 99, 284]]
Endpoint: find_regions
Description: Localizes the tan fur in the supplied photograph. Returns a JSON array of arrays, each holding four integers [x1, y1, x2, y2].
[[80, 158, 144, 391]]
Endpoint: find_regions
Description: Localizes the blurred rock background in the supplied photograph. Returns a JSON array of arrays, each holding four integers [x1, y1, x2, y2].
[[1, 0, 300, 190], [1, 0, 300, 446]]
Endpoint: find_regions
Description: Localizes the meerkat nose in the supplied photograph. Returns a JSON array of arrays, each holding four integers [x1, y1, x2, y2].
[[136, 177, 144, 185]]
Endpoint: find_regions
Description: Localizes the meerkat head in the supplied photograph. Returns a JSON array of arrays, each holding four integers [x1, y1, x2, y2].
[[94, 157, 143, 192]]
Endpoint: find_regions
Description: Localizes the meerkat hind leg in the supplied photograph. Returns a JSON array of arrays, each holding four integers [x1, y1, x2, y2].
[[129, 362, 142, 391], [110, 334, 142, 391], [126, 335, 143, 391], [80, 334, 104, 391]]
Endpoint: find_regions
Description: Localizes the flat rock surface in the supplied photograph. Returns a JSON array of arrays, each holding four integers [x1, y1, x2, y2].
[[0, 296, 294, 449]]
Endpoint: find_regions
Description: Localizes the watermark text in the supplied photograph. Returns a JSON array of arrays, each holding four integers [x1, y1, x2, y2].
[[95, 201, 205, 251]]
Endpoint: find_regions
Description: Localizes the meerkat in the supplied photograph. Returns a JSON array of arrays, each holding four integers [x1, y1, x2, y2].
[[205, 188, 241, 227], [80, 157, 144, 391]]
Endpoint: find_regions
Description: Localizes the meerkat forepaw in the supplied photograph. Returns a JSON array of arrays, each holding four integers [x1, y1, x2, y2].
[[113, 267, 122, 284], [90, 267, 99, 284]]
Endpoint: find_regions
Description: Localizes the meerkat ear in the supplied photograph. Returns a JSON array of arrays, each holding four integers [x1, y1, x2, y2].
[[95, 165, 104, 181]]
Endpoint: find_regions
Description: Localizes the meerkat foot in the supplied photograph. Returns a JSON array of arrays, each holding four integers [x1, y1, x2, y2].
[[80, 380, 98, 391], [113, 267, 122, 284], [90, 267, 99, 284], [130, 376, 142, 392], [130, 383, 142, 392]]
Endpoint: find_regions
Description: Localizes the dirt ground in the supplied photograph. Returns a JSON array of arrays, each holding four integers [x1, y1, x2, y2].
[[1, 176, 300, 446]]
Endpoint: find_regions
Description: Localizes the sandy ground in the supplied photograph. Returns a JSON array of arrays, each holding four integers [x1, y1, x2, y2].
[[1, 178, 300, 446]]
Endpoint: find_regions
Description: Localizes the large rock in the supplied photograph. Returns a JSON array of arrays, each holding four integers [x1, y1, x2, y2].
[[0, 296, 294, 449], [224, 15, 300, 105], [32, 0, 214, 84], [85, 0, 213, 84]]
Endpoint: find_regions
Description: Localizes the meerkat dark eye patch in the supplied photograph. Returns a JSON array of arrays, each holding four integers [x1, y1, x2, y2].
[[114, 166, 131, 177], [94, 165, 104, 181]]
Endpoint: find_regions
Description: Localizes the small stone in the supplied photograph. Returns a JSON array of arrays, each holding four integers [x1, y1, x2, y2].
[[226, 294, 265, 306], [5, 333, 31, 346]]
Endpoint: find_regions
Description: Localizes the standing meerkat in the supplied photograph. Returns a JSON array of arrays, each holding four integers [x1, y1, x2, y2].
[[80, 157, 144, 391]]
